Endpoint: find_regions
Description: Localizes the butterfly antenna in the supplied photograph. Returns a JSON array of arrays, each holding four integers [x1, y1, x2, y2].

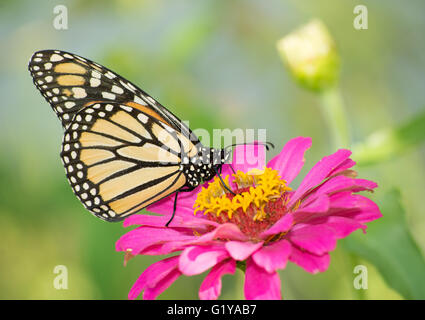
[[213, 167, 236, 195], [224, 141, 275, 152]]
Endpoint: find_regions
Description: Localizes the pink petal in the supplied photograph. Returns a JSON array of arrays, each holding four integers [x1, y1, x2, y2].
[[292, 194, 330, 224], [244, 258, 282, 300], [267, 137, 312, 185], [179, 245, 229, 276], [289, 149, 352, 207], [289, 246, 330, 274], [191, 223, 248, 243], [260, 213, 293, 238], [298, 193, 330, 211], [329, 191, 378, 211], [334, 194, 382, 223], [128, 256, 180, 300], [232, 142, 266, 173], [305, 216, 367, 239], [147, 187, 202, 217], [153, 223, 248, 255], [329, 191, 360, 209], [225, 241, 263, 260], [115, 226, 194, 254], [199, 259, 236, 300], [143, 268, 181, 300], [328, 158, 356, 177], [123, 214, 184, 228], [288, 225, 336, 255], [252, 239, 291, 273], [349, 179, 378, 192], [310, 176, 378, 200], [123, 213, 218, 229], [152, 239, 194, 256], [139, 243, 184, 255]]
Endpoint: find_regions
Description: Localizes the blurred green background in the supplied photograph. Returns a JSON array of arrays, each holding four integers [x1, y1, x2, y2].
[[1, 0, 424, 299]]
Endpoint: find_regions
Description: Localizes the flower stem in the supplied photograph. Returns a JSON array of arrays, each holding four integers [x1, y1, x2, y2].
[[236, 260, 246, 273], [319, 86, 350, 149]]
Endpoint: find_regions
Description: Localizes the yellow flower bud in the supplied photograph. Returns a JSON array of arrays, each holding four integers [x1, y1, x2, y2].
[[277, 19, 340, 92]]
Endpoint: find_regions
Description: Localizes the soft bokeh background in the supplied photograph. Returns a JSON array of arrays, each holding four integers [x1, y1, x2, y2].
[[1, 0, 424, 299]]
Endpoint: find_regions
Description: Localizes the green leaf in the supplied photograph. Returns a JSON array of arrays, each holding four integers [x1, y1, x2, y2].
[[352, 108, 425, 166], [343, 189, 425, 299]]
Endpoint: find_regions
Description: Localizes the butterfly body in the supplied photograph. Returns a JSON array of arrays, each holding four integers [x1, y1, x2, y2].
[[180, 147, 230, 190], [29, 50, 230, 222]]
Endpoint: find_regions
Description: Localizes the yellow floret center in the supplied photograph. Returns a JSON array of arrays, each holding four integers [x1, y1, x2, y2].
[[194, 167, 292, 221]]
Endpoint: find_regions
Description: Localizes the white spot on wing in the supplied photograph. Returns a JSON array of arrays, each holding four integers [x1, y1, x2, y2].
[[92, 71, 101, 79], [127, 82, 136, 91], [137, 113, 148, 123], [108, 210, 116, 217], [111, 85, 124, 94], [105, 71, 116, 79], [50, 54, 64, 62], [102, 92, 116, 100], [72, 87, 87, 99], [146, 96, 156, 104], [65, 102, 76, 109], [90, 78, 101, 87], [120, 105, 132, 112], [134, 96, 146, 106]]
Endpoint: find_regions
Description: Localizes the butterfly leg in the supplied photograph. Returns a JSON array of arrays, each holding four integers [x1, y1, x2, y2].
[[165, 191, 179, 227]]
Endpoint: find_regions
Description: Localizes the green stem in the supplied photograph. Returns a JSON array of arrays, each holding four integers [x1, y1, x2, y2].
[[236, 260, 246, 273], [319, 86, 350, 149]]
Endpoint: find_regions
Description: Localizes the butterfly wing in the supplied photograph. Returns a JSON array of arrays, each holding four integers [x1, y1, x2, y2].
[[29, 50, 204, 221], [28, 50, 193, 140], [61, 101, 199, 221]]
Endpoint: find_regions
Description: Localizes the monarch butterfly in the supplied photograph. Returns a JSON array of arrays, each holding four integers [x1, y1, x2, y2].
[[28, 50, 271, 225]]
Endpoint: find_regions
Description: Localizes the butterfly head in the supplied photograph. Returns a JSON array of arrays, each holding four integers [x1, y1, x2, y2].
[[211, 147, 232, 165]]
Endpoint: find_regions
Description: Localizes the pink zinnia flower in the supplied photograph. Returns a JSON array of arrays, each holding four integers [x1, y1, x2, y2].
[[116, 137, 381, 300]]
